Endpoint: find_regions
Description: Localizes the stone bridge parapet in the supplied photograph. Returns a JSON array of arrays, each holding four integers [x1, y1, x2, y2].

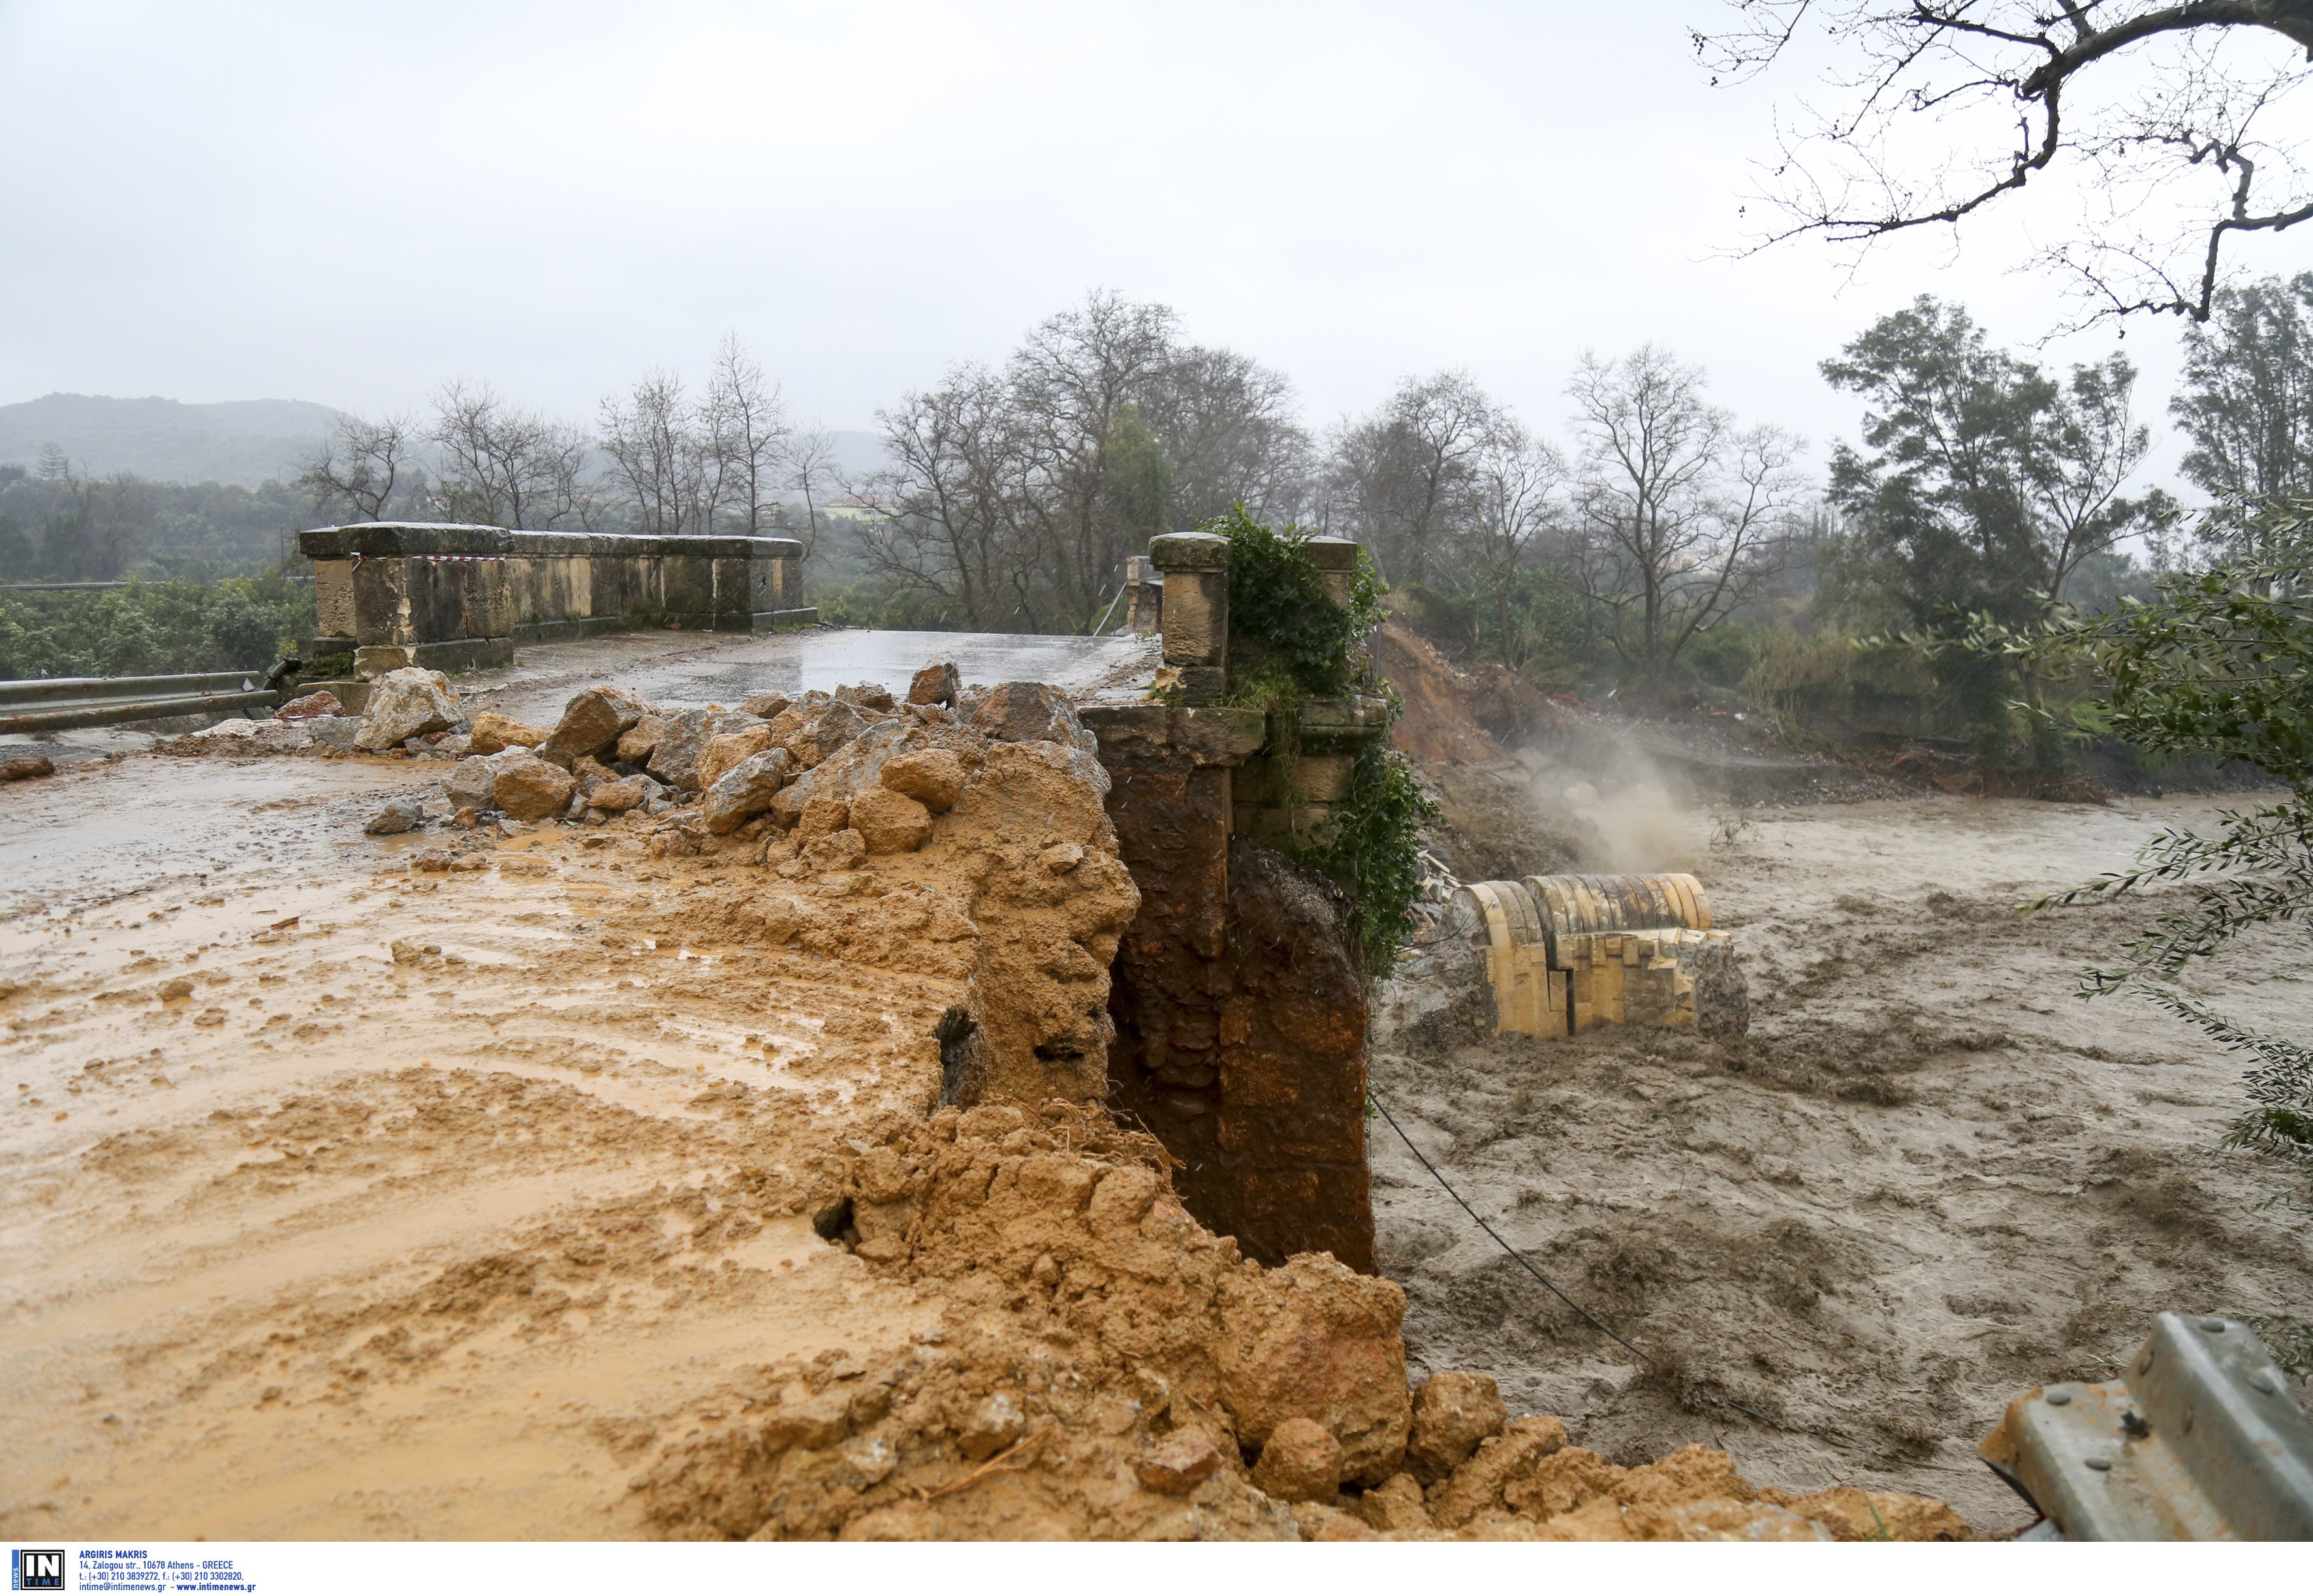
[[298, 522, 814, 674]]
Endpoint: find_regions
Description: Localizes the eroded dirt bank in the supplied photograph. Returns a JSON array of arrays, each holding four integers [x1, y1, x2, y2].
[[1374, 790, 2313, 1537], [3, 696, 1963, 1541]]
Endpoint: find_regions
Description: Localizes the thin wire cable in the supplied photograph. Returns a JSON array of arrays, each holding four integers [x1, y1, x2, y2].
[[1372, 1087, 1772, 1426], [1368, 1088, 1646, 1360]]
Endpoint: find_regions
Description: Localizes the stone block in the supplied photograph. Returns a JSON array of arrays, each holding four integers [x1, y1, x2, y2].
[[1157, 571, 1227, 668]]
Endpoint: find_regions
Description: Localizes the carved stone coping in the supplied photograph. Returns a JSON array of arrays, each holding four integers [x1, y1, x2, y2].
[[296, 524, 804, 561], [1291, 695, 1393, 753], [1079, 704, 1266, 768], [1146, 531, 1229, 572]]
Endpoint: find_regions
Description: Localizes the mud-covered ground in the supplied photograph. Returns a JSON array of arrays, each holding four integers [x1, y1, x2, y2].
[[1372, 789, 2313, 1536]]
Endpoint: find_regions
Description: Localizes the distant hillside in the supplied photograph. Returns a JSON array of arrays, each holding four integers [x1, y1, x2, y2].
[[0, 394, 349, 487], [0, 394, 892, 495]]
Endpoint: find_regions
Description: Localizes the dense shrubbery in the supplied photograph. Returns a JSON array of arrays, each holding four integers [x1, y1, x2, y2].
[[0, 573, 313, 679]]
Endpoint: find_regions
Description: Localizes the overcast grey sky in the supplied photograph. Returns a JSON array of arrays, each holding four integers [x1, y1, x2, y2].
[[3, 1, 2304, 480]]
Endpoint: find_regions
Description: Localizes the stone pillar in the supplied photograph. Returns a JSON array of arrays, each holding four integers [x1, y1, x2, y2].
[[1122, 555, 1162, 635], [1149, 531, 1229, 704], [1303, 537, 1361, 605], [1086, 698, 1376, 1273]]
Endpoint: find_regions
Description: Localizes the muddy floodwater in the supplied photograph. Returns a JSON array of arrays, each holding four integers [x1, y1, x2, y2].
[[1372, 790, 2313, 1536]]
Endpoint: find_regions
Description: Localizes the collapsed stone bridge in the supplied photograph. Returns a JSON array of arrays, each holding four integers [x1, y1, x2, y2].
[[299, 521, 1393, 1273]]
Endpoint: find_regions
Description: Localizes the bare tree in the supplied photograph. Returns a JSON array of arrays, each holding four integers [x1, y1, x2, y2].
[[1697, 2, 2313, 324], [1324, 371, 1496, 586], [706, 332, 788, 535], [865, 364, 1032, 631], [843, 291, 1325, 632], [295, 413, 422, 522], [1567, 347, 1803, 681], [1007, 290, 1180, 626], [430, 381, 588, 529], [2032, 356, 2162, 601], [781, 424, 844, 559], [1139, 345, 1313, 527], [1463, 418, 1565, 666], [597, 370, 706, 536]]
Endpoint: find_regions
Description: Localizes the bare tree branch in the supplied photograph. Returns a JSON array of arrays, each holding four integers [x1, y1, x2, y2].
[[1699, 1, 2313, 322]]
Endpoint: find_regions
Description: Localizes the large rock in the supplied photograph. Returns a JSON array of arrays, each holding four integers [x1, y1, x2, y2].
[[586, 774, 661, 814], [538, 685, 649, 768], [973, 681, 1095, 752], [740, 691, 791, 721], [880, 747, 966, 813], [780, 700, 869, 770], [364, 796, 425, 836], [445, 749, 526, 810], [3, 755, 56, 782], [796, 795, 850, 836], [275, 689, 342, 721], [801, 828, 867, 873], [491, 755, 578, 822], [834, 681, 896, 711], [1355, 1474, 1432, 1533], [648, 709, 764, 791], [704, 749, 791, 834], [468, 710, 550, 755], [616, 713, 667, 764], [1251, 1417, 1343, 1503], [695, 726, 776, 794], [849, 785, 931, 853], [908, 658, 960, 707], [769, 719, 911, 828], [354, 668, 463, 751], [1426, 1415, 1569, 1529], [1212, 1253, 1411, 1486], [1408, 1371, 1508, 1480]]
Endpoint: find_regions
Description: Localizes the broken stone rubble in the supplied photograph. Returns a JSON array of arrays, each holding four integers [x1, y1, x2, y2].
[[354, 666, 465, 752]]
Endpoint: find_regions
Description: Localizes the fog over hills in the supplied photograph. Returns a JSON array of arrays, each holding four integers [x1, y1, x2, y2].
[[0, 394, 891, 494], [0, 394, 350, 487]]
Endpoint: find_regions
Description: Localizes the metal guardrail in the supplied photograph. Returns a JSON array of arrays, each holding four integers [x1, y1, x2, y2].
[[0, 671, 281, 735], [1981, 1311, 2313, 1539]]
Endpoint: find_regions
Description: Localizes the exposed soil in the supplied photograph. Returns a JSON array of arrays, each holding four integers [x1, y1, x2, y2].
[[1372, 787, 2313, 1537]]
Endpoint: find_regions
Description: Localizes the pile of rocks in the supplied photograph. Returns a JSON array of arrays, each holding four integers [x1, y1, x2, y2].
[[169, 666, 476, 760], [379, 659, 1030, 843]]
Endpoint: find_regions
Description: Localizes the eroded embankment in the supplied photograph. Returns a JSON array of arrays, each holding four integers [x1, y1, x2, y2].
[[1, 678, 1969, 1541]]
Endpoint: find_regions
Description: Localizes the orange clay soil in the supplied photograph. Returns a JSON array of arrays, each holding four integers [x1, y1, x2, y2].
[[0, 718, 1968, 1541]]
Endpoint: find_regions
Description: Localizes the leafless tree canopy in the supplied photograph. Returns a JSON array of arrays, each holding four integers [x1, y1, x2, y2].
[[431, 381, 591, 530], [294, 413, 423, 522], [1697, 1, 2313, 322], [860, 290, 1313, 632], [1323, 371, 1498, 587], [1567, 347, 1806, 676], [780, 424, 843, 562]]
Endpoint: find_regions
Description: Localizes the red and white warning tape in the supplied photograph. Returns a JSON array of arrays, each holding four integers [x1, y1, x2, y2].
[[347, 552, 507, 569]]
